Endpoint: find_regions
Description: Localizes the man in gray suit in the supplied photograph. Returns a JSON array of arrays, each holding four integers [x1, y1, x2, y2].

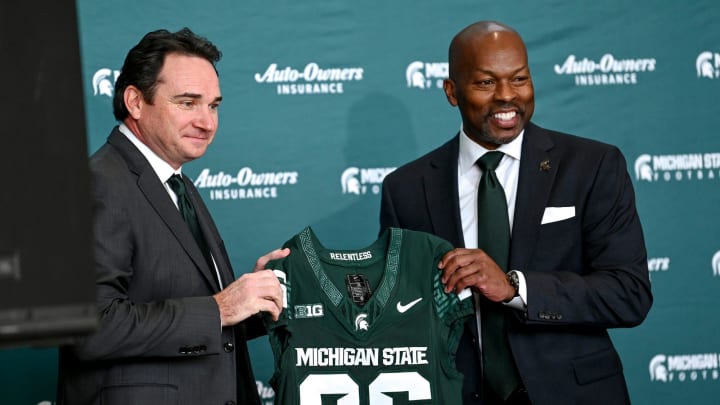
[[57, 28, 286, 405]]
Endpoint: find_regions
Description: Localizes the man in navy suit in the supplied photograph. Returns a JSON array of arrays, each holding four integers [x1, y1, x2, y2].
[[57, 28, 287, 405], [380, 21, 652, 404]]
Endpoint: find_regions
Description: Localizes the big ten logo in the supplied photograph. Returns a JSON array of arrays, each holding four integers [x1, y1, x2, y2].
[[294, 303, 324, 319]]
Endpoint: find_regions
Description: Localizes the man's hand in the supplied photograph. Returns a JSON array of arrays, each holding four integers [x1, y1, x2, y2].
[[213, 248, 290, 327], [253, 248, 290, 272], [438, 248, 515, 302]]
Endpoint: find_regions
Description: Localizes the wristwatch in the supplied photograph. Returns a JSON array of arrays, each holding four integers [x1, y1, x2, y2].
[[506, 270, 520, 298]]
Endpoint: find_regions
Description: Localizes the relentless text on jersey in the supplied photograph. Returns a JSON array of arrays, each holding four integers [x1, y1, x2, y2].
[[265, 227, 473, 405]]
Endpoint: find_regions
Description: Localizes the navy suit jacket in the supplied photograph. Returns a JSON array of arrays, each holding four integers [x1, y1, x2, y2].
[[57, 127, 263, 405], [380, 122, 652, 405]]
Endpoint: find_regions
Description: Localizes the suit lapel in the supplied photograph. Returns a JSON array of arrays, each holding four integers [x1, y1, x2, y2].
[[108, 129, 222, 291], [424, 136, 465, 248], [510, 123, 557, 271]]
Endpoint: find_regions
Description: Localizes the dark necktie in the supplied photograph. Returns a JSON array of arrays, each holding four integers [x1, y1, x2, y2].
[[476, 151, 521, 400], [167, 174, 212, 268]]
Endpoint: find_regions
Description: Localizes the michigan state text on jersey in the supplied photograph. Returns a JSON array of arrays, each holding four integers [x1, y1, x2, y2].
[[265, 227, 473, 404]]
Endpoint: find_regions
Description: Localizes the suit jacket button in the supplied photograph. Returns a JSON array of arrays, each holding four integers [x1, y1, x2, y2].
[[224, 342, 234, 353]]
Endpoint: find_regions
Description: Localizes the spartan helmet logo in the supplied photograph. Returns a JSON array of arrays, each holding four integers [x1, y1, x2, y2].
[[712, 251, 720, 276], [696, 52, 716, 79], [341, 167, 361, 195], [634, 154, 653, 182], [649, 354, 668, 382], [92, 68, 118, 97], [354, 313, 369, 331], [406, 61, 426, 89]]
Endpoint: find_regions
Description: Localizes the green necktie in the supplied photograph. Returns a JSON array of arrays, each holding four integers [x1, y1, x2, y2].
[[167, 174, 212, 268], [476, 151, 521, 400]]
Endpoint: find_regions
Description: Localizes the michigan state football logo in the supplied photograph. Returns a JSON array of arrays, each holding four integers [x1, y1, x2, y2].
[[354, 313, 369, 331]]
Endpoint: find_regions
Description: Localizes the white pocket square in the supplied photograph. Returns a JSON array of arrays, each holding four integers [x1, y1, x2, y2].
[[541, 206, 575, 225]]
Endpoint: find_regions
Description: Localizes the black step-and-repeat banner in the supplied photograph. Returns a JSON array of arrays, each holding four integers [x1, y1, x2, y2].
[[2, 1, 720, 403]]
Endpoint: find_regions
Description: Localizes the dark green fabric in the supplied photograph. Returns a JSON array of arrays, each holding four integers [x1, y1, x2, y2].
[[167, 174, 212, 269], [476, 151, 521, 400]]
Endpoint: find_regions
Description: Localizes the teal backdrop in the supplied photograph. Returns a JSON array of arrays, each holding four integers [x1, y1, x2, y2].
[[2, 1, 720, 404]]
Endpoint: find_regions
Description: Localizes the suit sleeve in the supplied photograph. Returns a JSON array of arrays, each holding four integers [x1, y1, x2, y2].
[[379, 178, 401, 235], [71, 166, 223, 361], [523, 146, 652, 328]]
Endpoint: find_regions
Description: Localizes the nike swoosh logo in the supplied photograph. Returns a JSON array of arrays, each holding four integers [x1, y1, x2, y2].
[[396, 297, 423, 313]]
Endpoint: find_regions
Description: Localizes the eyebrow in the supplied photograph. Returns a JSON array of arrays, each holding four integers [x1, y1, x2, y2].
[[474, 65, 529, 76], [473, 65, 528, 73], [172, 93, 223, 103]]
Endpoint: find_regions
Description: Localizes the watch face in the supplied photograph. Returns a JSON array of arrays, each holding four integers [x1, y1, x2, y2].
[[508, 271, 519, 292]]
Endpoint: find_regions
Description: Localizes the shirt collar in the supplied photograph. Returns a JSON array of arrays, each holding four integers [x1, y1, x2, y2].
[[458, 124, 524, 175], [118, 123, 180, 183]]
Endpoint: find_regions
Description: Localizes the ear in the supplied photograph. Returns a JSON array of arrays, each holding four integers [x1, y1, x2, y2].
[[124, 85, 144, 120], [443, 79, 458, 106]]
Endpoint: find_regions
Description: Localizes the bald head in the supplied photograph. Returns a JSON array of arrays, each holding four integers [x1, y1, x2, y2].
[[442, 20, 534, 149], [448, 21, 526, 80]]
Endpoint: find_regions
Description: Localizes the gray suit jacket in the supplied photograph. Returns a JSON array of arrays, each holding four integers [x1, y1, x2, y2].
[[57, 127, 262, 405], [380, 122, 652, 405]]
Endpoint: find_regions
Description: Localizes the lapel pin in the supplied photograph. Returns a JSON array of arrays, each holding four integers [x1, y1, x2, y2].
[[540, 160, 551, 171]]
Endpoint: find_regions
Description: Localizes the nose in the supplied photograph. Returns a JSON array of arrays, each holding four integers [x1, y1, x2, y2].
[[194, 106, 217, 132], [494, 80, 516, 102]]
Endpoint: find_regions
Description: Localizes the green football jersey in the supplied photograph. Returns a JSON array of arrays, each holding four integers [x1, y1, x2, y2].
[[265, 226, 473, 405]]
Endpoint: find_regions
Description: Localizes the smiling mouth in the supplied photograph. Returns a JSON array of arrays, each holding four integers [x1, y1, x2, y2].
[[493, 111, 517, 122], [490, 110, 523, 130], [185, 133, 210, 141]]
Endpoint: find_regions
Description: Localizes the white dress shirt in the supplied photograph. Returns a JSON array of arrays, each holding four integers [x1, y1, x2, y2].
[[457, 125, 527, 311], [119, 124, 223, 288]]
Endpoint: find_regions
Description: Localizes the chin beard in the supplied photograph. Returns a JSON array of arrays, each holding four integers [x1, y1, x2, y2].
[[470, 127, 521, 148]]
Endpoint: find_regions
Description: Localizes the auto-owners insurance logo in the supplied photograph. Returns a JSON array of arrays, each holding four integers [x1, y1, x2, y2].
[[254, 62, 364, 95], [554, 53, 656, 86], [193, 167, 298, 201]]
